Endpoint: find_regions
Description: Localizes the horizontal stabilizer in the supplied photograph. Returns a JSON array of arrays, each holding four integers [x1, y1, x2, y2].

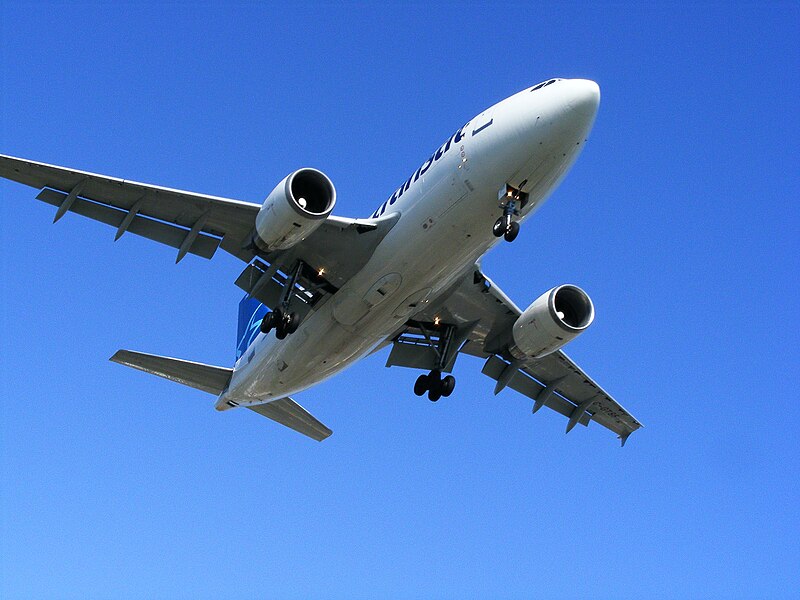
[[248, 398, 332, 441], [110, 350, 232, 395]]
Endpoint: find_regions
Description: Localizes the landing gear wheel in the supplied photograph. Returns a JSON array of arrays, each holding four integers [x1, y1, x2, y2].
[[414, 374, 429, 396], [441, 375, 456, 397], [428, 388, 442, 402], [492, 217, 506, 238], [285, 311, 301, 334], [273, 309, 288, 339], [260, 311, 278, 334], [504, 220, 520, 242]]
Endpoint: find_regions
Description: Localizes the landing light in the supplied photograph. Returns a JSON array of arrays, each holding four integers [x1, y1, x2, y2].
[[434, 316, 441, 326], [317, 267, 325, 278]]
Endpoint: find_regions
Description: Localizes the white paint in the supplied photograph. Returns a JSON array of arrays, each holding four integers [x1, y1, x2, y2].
[[218, 78, 601, 407]]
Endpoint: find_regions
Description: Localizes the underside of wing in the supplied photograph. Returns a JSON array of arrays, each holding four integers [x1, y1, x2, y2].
[[2, 154, 400, 308], [248, 398, 332, 441], [1, 153, 261, 262], [231, 212, 400, 315], [388, 263, 642, 445]]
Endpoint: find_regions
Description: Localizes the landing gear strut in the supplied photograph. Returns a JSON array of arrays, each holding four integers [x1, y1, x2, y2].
[[493, 185, 526, 242], [260, 261, 304, 339], [411, 321, 457, 402]]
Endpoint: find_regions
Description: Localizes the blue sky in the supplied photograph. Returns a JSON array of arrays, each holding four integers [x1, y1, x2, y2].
[[1, 3, 798, 598]]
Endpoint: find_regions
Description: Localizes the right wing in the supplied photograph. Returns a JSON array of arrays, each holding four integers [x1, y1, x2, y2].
[[1, 153, 400, 311], [1, 153, 261, 263]]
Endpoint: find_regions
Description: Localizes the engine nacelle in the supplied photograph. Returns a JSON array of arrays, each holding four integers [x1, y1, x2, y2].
[[510, 285, 595, 359], [255, 168, 336, 251]]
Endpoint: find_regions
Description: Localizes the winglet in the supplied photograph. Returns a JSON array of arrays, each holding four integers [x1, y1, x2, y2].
[[619, 431, 633, 447]]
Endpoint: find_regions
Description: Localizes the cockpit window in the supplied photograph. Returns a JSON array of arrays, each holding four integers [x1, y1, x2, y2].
[[530, 78, 561, 91]]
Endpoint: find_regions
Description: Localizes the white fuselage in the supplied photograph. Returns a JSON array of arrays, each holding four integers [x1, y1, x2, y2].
[[218, 78, 600, 408]]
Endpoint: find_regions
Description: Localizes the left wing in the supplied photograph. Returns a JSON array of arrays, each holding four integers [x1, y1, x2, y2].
[[386, 264, 643, 445]]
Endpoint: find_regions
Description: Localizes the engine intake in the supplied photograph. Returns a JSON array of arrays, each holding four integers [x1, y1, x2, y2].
[[255, 168, 336, 251], [510, 284, 594, 359]]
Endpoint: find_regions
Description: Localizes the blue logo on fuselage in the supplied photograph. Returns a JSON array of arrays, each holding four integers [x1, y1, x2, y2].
[[370, 121, 470, 218]]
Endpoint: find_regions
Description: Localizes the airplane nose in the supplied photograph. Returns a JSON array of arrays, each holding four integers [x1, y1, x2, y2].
[[561, 79, 600, 123]]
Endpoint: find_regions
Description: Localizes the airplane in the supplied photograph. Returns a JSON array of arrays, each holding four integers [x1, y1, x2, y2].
[[0, 78, 642, 445]]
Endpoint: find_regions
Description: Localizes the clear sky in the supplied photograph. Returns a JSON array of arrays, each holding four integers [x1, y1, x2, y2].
[[1, 3, 798, 598]]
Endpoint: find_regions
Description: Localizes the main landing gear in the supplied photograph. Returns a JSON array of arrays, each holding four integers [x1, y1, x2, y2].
[[260, 261, 304, 339], [414, 370, 456, 402], [411, 321, 458, 402], [493, 185, 527, 242], [260, 308, 300, 339]]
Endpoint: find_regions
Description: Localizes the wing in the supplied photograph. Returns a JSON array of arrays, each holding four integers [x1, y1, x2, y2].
[[386, 264, 643, 445], [1, 153, 261, 262], [1, 154, 399, 308]]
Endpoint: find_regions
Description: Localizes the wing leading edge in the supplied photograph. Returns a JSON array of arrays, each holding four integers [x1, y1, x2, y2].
[[0, 153, 261, 262], [0, 154, 398, 281]]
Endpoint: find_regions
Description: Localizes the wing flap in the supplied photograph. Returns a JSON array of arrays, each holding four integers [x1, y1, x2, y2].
[[482, 355, 591, 426], [3, 153, 401, 281], [248, 398, 332, 441], [233, 259, 320, 317], [2, 153, 259, 262], [110, 350, 232, 395], [399, 263, 642, 444], [37, 188, 221, 259], [525, 351, 643, 438]]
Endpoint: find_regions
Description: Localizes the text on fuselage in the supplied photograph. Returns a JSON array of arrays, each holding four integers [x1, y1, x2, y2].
[[371, 121, 470, 218]]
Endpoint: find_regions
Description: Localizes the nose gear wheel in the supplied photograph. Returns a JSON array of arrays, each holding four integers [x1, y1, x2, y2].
[[494, 184, 527, 242]]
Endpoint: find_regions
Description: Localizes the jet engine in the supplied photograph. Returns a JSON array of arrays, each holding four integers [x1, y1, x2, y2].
[[509, 284, 595, 359], [254, 168, 336, 251]]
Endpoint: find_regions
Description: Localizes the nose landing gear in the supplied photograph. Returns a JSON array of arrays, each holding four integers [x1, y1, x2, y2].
[[493, 215, 520, 242], [493, 184, 527, 242]]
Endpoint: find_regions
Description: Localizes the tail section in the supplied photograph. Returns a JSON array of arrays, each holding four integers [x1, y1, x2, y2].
[[110, 350, 232, 395], [247, 398, 332, 441], [110, 348, 333, 442], [236, 295, 268, 360]]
